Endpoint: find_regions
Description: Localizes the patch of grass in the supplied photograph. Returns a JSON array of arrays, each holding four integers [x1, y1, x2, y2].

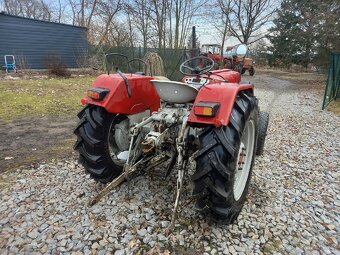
[[0, 175, 13, 191], [0, 76, 94, 121], [0, 175, 11, 183]]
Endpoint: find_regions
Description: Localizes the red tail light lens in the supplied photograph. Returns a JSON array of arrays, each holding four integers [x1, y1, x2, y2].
[[87, 88, 109, 100]]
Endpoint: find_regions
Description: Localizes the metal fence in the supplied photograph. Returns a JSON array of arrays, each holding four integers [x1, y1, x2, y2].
[[322, 52, 340, 109], [89, 46, 199, 81]]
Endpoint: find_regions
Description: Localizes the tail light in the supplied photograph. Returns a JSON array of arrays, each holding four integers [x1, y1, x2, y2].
[[87, 88, 110, 100], [194, 102, 220, 117], [80, 97, 87, 105]]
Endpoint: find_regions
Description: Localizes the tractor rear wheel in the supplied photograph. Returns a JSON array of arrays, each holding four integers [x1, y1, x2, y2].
[[249, 67, 255, 76], [192, 92, 258, 223], [235, 63, 243, 74], [256, 111, 269, 156], [224, 59, 232, 69], [74, 105, 130, 183]]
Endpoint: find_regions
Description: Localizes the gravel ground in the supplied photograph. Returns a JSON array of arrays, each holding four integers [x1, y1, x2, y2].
[[0, 74, 339, 255]]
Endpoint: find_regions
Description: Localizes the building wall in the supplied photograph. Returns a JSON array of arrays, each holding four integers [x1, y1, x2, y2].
[[0, 13, 87, 69]]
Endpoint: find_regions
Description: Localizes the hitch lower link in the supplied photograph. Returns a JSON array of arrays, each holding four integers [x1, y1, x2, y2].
[[88, 114, 189, 233]]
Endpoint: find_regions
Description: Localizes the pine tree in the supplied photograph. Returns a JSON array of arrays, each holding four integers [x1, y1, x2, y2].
[[313, 0, 340, 70], [269, 0, 340, 69]]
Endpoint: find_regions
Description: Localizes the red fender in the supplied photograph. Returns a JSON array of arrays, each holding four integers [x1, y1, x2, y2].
[[182, 69, 241, 84], [84, 74, 160, 114], [187, 83, 254, 127], [207, 69, 241, 83]]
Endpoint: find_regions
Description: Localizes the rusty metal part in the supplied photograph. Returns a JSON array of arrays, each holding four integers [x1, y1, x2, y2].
[[167, 166, 185, 232], [88, 154, 171, 206], [142, 138, 155, 153], [144, 154, 170, 172], [166, 116, 189, 233], [88, 164, 138, 207], [165, 151, 177, 177], [90, 108, 192, 233], [89, 131, 141, 206]]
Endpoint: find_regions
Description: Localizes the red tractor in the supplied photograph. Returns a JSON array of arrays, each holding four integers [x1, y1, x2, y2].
[[74, 53, 269, 229], [224, 44, 256, 76], [200, 44, 223, 68], [201, 44, 255, 76]]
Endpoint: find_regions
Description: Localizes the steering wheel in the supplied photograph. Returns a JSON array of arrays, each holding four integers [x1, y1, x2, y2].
[[180, 56, 215, 76]]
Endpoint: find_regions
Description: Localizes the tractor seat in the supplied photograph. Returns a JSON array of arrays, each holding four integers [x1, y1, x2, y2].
[[150, 80, 198, 103]]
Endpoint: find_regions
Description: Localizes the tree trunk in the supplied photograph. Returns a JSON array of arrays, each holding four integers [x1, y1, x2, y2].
[[221, 15, 228, 59]]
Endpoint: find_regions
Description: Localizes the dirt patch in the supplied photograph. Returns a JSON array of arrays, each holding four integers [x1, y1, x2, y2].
[[255, 68, 327, 88], [244, 69, 326, 103], [0, 117, 78, 173]]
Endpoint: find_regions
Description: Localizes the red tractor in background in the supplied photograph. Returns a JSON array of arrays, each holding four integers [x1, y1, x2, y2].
[[201, 44, 255, 76], [200, 44, 223, 68], [224, 45, 256, 76], [74, 52, 269, 230]]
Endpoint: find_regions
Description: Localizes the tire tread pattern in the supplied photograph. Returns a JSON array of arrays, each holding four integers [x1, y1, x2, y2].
[[256, 111, 269, 155], [192, 91, 258, 223], [74, 105, 122, 183]]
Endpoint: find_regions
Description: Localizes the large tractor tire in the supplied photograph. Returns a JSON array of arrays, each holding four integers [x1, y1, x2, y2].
[[223, 59, 232, 69], [256, 111, 269, 156], [192, 92, 259, 223], [235, 63, 243, 74], [249, 67, 255, 76], [74, 105, 130, 183]]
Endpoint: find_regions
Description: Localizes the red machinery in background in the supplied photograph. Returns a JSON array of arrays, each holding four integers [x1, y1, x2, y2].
[[201, 44, 255, 76]]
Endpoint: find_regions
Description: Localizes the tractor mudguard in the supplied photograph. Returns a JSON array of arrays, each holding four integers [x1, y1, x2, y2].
[[208, 69, 241, 83], [187, 83, 254, 127], [84, 74, 160, 114]]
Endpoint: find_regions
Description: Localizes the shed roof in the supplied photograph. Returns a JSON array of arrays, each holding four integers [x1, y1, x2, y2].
[[0, 12, 87, 30]]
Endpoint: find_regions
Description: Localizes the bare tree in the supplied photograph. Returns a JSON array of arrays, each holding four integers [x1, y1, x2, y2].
[[66, 0, 98, 27], [125, 0, 152, 48], [207, 5, 232, 55], [125, 7, 135, 47], [46, 0, 66, 23], [123, 0, 205, 49], [3, 0, 52, 21], [150, 0, 168, 49], [220, 11, 230, 57], [173, 0, 190, 48], [57, 0, 63, 22], [171, 0, 206, 48], [64, 0, 121, 45], [67, 0, 77, 25], [97, 0, 122, 45], [110, 21, 136, 47], [219, 0, 276, 44]]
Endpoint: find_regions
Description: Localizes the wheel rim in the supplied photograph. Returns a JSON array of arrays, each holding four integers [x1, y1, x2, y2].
[[108, 118, 130, 166], [233, 120, 255, 201]]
